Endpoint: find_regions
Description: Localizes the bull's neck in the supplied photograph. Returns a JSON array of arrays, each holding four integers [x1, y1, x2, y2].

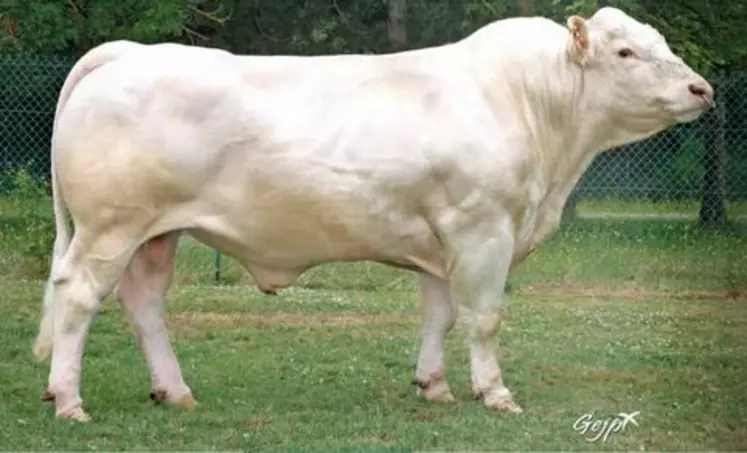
[[521, 61, 669, 209], [542, 85, 615, 210], [471, 45, 614, 207], [522, 61, 607, 199]]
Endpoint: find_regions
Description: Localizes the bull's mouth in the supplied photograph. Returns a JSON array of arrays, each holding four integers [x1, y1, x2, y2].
[[699, 94, 716, 109], [669, 98, 713, 123], [673, 107, 708, 123], [660, 92, 715, 124]]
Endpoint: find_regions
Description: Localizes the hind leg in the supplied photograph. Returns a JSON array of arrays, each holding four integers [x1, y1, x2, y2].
[[116, 232, 196, 410], [43, 232, 137, 421]]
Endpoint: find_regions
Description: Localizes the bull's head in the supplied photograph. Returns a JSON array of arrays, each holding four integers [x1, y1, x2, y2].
[[566, 7, 714, 132]]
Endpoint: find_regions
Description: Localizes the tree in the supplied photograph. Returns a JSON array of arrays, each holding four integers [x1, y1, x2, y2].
[[0, 0, 231, 56], [388, 0, 407, 48]]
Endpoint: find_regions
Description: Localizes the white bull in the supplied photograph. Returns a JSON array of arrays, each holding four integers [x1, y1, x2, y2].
[[33, 7, 713, 422]]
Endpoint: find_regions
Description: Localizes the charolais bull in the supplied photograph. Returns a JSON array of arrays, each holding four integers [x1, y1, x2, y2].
[[33, 7, 713, 421]]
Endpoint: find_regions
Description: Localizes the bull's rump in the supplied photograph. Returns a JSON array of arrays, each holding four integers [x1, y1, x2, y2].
[[52, 42, 493, 279]]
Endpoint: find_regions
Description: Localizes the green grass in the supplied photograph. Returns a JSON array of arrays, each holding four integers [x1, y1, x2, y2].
[[577, 199, 747, 217], [1, 278, 746, 451], [1, 196, 746, 450]]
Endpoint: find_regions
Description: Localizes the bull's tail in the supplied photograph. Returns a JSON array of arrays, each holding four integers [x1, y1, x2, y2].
[[32, 40, 143, 360]]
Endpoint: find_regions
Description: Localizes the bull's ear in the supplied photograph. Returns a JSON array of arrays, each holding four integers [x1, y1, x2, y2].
[[566, 15, 591, 64]]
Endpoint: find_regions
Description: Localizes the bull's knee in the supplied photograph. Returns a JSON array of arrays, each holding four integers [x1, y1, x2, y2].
[[440, 303, 458, 332], [474, 312, 502, 338], [56, 278, 102, 335]]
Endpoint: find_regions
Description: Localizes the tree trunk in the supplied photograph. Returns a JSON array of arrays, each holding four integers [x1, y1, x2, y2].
[[387, 0, 407, 47], [699, 92, 728, 226]]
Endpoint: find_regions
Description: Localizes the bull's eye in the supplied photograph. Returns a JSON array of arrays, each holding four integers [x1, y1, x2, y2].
[[618, 48, 634, 58]]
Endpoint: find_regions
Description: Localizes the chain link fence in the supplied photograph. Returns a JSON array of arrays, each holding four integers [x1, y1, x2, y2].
[[1, 49, 746, 287]]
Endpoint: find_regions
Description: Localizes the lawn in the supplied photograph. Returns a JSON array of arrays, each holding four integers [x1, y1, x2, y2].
[[577, 199, 747, 218], [0, 199, 746, 451]]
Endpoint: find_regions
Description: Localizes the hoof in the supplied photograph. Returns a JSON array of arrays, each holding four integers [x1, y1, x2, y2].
[[173, 393, 198, 410], [411, 372, 454, 403], [419, 387, 455, 403], [149, 389, 168, 404], [472, 373, 522, 413], [57, 406, 91, 422], [150, 389, 197, 410], [258, 283, 280, 295], [484, 394, 523, 413], [472, 387, 482, 400]]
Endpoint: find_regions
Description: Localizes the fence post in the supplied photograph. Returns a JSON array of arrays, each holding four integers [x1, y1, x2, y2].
[[699, 80, 728, 227]]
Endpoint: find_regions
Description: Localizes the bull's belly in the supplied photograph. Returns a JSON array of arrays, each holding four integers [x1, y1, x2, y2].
[[186, 210, 446, 293]]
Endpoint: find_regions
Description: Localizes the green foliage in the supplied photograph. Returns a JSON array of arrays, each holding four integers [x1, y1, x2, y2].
[[552, 0, 641, 17], [0, 165, 54, 277], [647, 1, 747, 77], [0, 0, 231, 56], [1, 0, 745, 77]]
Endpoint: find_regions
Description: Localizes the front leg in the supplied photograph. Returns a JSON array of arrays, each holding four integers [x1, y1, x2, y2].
[[412, 271, 457, 403], [445, 214, 522, 413]]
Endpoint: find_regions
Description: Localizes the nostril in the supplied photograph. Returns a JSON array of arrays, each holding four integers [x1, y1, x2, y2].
[[688, 83, 707, 97]]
